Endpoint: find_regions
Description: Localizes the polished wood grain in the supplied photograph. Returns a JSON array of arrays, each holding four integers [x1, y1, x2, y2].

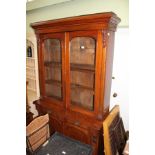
[[32, 12, 120, 155], [31, 12, 120, 34]]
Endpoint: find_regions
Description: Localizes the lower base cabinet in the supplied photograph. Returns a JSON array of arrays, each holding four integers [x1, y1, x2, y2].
[[34, 101, 104, 155]]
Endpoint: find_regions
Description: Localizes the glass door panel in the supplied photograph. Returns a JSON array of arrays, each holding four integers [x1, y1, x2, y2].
[[70, 37, 96, 111], [43, 39, 62, 100], [70, 37, 95, 65]]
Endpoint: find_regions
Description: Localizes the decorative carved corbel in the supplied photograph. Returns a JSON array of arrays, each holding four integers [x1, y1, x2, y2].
[[102, 30, 109, 48], [36, 36, 40, 44]]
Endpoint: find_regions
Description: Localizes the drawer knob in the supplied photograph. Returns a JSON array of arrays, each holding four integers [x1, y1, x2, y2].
[[92, 136, 97, 143], [113, 93, 117, 97], [47, 110, 52, 114], [74, 121, 80, 126]]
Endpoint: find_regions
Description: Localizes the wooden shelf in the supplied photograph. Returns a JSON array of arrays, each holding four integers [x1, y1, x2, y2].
[[27, 87, 36, 92], [26, 57, 36, 60], [71, 47, 95, 50], [45, 79, 62, 87], [44, 61, 62, 68], [46, 95, 62, 101], [26, 66, 35, 70], [27, 76, 36, 80], [71, 83, 94, 94], [70, 63, 95, 72]]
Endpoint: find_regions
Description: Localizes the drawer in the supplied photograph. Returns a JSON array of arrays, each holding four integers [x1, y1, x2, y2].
[[63, 122, 101, 155], [66, 118, 86, 129], [65, 112, 93, 130], [63, 122, 90, 144]]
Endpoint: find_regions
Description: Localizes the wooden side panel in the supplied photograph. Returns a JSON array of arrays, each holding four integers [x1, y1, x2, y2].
[[49, 116, 63, 135], [100, 31, 115, 116], [94, 30, 104, 120]]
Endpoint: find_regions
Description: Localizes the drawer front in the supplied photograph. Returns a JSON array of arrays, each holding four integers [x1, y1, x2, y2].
[[66, 118, 84, 128], [63, 122, 90, 144], [65, 112, 94, 130]]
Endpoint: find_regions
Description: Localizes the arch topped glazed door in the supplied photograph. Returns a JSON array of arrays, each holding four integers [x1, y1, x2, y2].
[[68, 31, 98, 114], [40, 33, 65, 105]]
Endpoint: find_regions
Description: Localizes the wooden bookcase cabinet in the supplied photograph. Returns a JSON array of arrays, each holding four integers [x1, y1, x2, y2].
[[32, 12, 120, 155]]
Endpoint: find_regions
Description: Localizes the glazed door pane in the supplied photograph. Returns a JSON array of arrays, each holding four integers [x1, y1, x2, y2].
[[43, 39, 63, 100], [70, 37, 96, 111]]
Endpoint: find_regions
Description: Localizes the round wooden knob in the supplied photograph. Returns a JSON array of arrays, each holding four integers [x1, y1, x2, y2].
[[113, 93, 117, 97], [74, 121, 80, 126]]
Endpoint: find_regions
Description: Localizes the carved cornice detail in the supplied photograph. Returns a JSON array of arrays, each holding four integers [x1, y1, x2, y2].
[[102, 30, 109, 48]]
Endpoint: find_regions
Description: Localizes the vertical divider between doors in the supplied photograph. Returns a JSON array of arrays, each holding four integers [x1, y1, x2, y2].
[[94, 30, 103, 120], [62, 34, 66, 108], [65, 32, 70, 110], [38, 36, 45, 97]]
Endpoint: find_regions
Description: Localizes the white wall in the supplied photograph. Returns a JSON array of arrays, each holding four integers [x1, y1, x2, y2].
[[110, 28, 129, 130]]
